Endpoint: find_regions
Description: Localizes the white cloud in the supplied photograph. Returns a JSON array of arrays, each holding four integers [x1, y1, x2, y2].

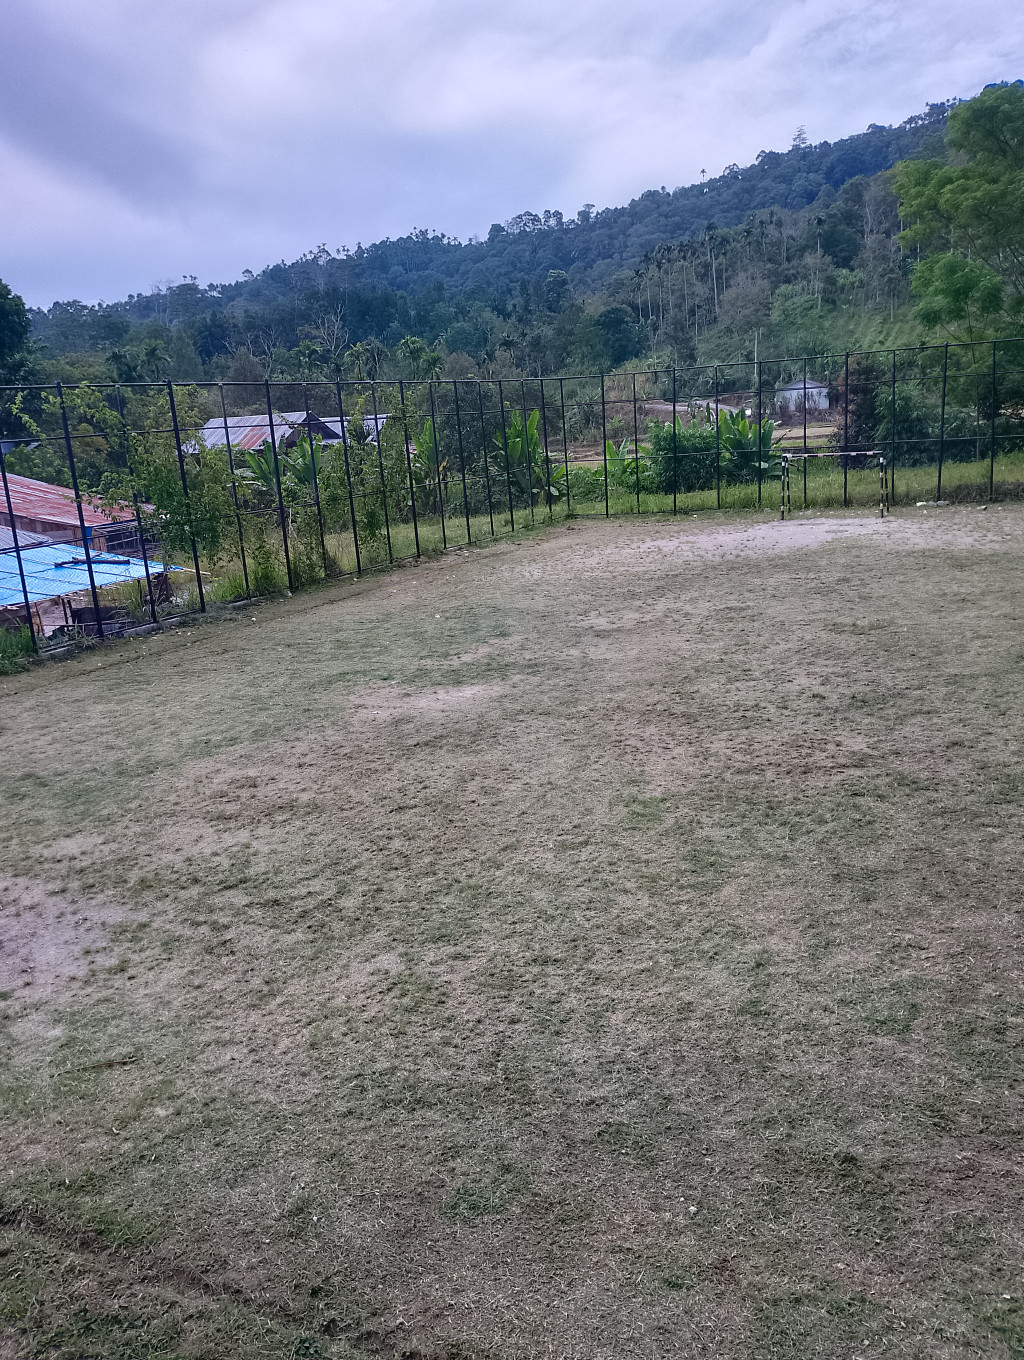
[[2, 0, 1021, 305]]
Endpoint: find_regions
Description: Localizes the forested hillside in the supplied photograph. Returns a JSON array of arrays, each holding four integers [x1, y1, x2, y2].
[[7, 87, 1021, 390]]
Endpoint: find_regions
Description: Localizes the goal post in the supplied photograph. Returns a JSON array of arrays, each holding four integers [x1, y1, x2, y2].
[[779, 450, 888, 521]]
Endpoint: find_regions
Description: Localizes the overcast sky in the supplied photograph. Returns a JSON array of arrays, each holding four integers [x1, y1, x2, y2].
[[2, 0, 1021, 308]]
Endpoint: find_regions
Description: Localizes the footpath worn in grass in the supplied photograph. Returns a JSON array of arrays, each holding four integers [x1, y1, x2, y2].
[[2, 506, 1023, 1359]]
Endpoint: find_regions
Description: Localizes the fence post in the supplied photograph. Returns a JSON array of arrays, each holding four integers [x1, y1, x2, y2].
[[263, 382, 293, 593], [302, 383, 330, 578], [335, 382, 362, 574], [399, 380, 422, 555], [889, 351, 897, 507], [802, 357, 808, 506], [990, 340, 998, 499], [219, 384, 251, 598], [714, 365, 721, 509], [600, 373, 610, 517], [116, 384, 157, 622], [937, 344, 948, 501], [756, 359, 762, 508], [452, 380, 472, 541], [497, 379, 514, 533], [428, 382, 447, 548], [631, 372, 641, 515], [0, 443, 37, 647], [559, 378, 571, 519], [538, 379, 555, 522], [476, 381, 495, 536], [843, 351, 850, 507], [166, 381, 207, 611], [368, 381, 394, 561], [671, 367, 678, 514], [58, 382, 105, 636]]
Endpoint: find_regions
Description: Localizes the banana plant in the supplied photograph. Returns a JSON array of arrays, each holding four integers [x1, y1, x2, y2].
[[493, 409, 565, 506], [409, 418, 448, 509], [238, 435, 325, 503], [238, 442, 279, 495], [606, 436, 653, 491], [286, 433, 324, 488], [717, 408, 780, 482]]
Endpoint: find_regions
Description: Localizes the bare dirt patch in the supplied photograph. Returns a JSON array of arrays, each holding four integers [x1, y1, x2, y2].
[[350, 679, 509, 721], [0, 875, 123, 1001], [584, 510, 1006, 569], [0, 1333, 28, 1360]]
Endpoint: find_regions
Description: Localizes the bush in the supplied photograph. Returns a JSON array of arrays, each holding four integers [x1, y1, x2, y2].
[[248, 537, 286, 596], [491, 409, 566, 508], [647, 415, 718, 493], [605, 439, 661, 496], [566, 465, 607, 502]]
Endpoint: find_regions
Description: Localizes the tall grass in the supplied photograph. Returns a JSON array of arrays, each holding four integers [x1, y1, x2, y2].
[[0, 626, 36, 675], [565, 450, 1024, 517]]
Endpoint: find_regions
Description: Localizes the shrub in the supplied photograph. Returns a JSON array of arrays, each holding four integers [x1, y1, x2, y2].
[[605, 439, 659, 495], [248, 537, 286, 596], [566, 465, 607, 502], [647, 415, 717, 493]]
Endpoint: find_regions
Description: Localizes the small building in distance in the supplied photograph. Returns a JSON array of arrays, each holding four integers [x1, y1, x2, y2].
[[198, 412, 387, 452], [775, 379, 830, 417]]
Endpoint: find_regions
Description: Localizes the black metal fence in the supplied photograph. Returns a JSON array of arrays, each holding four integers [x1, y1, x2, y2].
[[1, 336, 1022, 651]]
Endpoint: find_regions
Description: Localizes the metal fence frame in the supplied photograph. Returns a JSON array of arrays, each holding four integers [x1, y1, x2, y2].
[[1, 336, 1022, 651]]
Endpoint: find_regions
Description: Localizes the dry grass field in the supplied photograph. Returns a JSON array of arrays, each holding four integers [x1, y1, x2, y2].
[[2, 505, 1024, 1360]]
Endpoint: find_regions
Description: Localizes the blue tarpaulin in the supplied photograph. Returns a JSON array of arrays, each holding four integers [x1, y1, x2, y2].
[[0, 543, 179, 609]]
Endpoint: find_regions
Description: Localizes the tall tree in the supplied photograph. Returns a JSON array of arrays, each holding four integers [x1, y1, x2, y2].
[[0, 279, 31, 383], [894, 81, 1024, 337]]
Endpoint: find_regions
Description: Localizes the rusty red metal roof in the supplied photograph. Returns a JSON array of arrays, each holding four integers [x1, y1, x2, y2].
[[0, 473, 128, 529]]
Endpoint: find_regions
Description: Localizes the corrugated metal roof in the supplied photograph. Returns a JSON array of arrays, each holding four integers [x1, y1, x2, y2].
[[0, 526, 51, 553], [280, 413, 386, 433], [197, 414, 283, 451], [0, 473, 128, 529], [315, 415, 387, 442], [198, 413, 332, 451], [0, 543, 178, 609]]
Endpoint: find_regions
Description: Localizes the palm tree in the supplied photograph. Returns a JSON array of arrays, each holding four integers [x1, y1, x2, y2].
[[420, 349, 445, 380], [346, 341, 369, 380], [397, 335, 429, 373], [396, 335, 444, 379]]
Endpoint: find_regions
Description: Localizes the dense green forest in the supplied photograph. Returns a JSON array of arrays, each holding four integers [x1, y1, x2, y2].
[[3, 84, 1022, 397]]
